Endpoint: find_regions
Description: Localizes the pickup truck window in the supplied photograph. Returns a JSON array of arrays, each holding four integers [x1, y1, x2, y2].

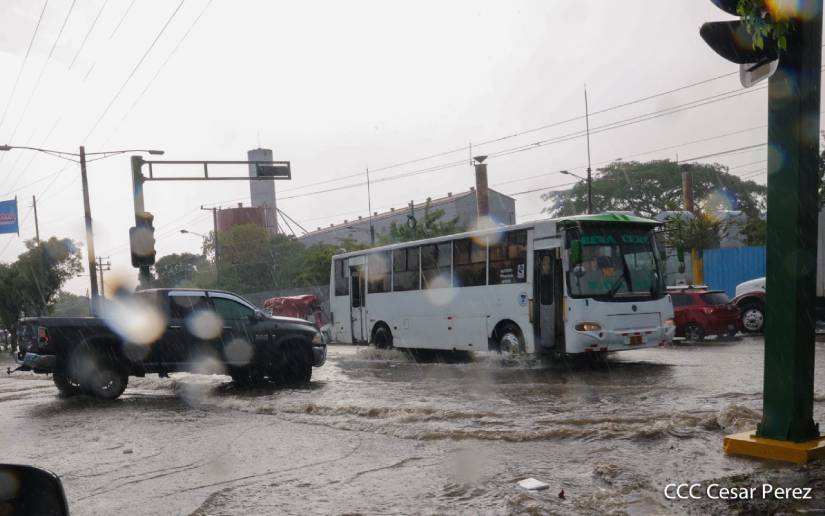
[[212, 297, 254, 320], [169, 295, 211, 320]]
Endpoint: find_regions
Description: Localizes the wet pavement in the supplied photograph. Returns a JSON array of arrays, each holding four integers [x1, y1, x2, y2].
[[1, 336, 825, 515]]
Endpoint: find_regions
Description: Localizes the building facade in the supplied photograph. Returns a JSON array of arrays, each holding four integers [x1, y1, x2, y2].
[[298, 187, 516, 247]]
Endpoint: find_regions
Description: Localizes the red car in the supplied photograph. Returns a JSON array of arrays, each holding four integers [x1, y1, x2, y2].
[[668, 286, 741, 341]]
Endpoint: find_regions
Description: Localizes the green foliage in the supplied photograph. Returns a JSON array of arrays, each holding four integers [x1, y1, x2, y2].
[[0, 237, 83, 351], [663, 212, 723, 258], [743, 215, 767, 246], [14, 238, 84, 315], [544, 159, 766, 220], [48, 291, 91, 317], [378, 201, 463, 244], [737, 0, 793, 50], [153, 253, 209, 288]]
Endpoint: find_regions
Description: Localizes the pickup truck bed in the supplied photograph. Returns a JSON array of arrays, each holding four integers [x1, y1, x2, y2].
[[15, 288, 326, 399]]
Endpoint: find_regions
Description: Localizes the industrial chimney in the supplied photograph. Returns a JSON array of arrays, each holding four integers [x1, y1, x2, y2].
[[474, 155, 490, 222]]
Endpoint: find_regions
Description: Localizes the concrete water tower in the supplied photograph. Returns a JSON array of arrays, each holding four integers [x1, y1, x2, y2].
[[248, 148, 277, 234]]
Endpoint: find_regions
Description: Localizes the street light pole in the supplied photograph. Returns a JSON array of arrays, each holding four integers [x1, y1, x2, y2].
[[584, 86, 593, 214], [200, 206, 220, 284]]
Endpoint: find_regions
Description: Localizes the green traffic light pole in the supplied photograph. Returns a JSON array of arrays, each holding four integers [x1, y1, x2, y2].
[[129, 156, 291, 287], [758, 4, 822, 443]]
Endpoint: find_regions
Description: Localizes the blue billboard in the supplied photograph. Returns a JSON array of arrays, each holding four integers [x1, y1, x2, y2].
[[0, 198, 19, 235]]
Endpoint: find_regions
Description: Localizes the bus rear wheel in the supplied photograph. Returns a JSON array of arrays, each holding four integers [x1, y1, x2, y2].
[[496, 323, 525, 354], [372, 324, 394, 349]]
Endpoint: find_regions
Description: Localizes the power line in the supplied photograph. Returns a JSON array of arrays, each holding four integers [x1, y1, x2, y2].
[[2, 0, 78, 156], [83, 0, 187, 142], [0, 0, 50, 136], [118, 0, 214, 123], [68, 0, 109, 71], [109, 0, 137, 40]]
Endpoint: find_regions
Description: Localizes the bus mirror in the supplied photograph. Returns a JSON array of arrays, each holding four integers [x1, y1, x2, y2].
[[569, 240, 582, 266], [573, 264, 586, 278]]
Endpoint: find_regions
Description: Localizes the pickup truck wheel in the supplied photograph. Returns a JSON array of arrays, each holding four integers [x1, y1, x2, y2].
[[740, 302, 765, 333], [275, 344, 312, 387], [684, 323, 705, 343], [52, 373, 82, 397], [86, 363, 128, 400]]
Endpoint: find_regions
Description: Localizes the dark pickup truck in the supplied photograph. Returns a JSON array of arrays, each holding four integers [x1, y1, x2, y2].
[[14, 288, 326, 400]]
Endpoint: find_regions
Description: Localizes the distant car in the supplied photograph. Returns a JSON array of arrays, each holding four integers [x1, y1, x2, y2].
[[668, 286, 740, 342]]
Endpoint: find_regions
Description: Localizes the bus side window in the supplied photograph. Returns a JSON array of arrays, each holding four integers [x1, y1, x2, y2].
[[334, 259, 349, 296], [489, 230, 527, 284], [452, 238, 486, 287], [422, 243, 451, 289], [368, 252, 391, 293], [393, 247, 419, 291]]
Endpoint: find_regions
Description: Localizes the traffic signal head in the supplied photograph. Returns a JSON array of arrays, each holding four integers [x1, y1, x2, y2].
[[700, 20, 779, 64], [255, 162, 291, 179], [130, 211, 156, 267]]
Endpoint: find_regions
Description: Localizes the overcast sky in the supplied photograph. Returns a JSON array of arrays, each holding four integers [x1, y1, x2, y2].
[[0, 0, 781, 295]]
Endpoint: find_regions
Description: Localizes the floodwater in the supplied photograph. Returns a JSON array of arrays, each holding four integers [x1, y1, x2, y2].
[[1, 336, 825, 515]]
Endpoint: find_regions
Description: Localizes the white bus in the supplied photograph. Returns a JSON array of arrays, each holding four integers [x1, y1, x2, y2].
[[328, 213, 675, 355]]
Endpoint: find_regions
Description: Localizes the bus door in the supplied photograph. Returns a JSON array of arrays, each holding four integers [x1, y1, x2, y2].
[[534, 250, 561, 350], [349, 265, 366, 343]]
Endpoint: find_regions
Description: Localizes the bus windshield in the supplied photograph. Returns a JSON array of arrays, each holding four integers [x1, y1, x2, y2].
[[566, 225, 664, 301]]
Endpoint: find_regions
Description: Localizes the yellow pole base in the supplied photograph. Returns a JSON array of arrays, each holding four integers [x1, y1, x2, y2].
[[724, 431, 825, 464]]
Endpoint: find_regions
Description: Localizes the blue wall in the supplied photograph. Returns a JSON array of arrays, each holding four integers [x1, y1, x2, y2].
[[702, 246, 766, 298]]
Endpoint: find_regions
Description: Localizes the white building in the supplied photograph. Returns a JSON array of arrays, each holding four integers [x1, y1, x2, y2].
[[299, 187, 516, 247]]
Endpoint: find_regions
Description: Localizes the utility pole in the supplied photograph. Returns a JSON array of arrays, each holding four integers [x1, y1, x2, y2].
[[31, 195, 39, 243], [96, 256, 110, 297], [584, 85, 593, 214], [365, 167, 375, 246], [201, 205, 220, 284], [79, 146, 100, 305]]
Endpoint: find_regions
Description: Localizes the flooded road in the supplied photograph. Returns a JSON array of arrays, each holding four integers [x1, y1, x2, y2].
[[2, 336, 825, 515]]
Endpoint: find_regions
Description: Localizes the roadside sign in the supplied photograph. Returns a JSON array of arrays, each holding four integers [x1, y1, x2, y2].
[[740, 59, 779, 88], [0, 198, 19, 235]]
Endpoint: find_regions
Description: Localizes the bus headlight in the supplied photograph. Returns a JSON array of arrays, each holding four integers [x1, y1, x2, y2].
[[663, 318, 675, 327], [574, 322, 601, 332]]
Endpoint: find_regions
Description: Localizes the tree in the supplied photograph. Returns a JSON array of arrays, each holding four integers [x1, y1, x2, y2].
[[378, 201, 462, 244], [153, 253, 209, 288], [663, 211, 724, 260], [295, 239, 369, 287], [49, 291, 91, 316], [0, 264, 25, 352], [0, 237, 82, 352], [543, 160, 767, 219], [14, 238, 83, 316]]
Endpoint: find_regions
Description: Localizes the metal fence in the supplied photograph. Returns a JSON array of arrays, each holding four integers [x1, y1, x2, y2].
[[702, 246, 766, 298]]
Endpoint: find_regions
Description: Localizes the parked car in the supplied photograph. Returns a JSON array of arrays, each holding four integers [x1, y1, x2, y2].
[[13, 288, 327, 400], [668, 285, 740, 341]]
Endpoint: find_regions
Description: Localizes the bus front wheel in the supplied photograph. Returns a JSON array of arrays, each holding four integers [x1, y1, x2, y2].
[[496, 323, 525, 354], [372, 324, 394, 349]]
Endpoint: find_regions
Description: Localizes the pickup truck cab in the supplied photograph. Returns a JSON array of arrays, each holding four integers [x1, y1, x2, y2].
[[15, 288, 326, 400]]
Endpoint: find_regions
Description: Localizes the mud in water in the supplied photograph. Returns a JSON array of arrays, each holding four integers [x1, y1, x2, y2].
[[1, 336, 824, 515]]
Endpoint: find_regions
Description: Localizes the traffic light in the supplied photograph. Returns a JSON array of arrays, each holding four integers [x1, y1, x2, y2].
[[130, 212, 156, 267], [700, 0, 779, 86], [255, 163, 291, 179]]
